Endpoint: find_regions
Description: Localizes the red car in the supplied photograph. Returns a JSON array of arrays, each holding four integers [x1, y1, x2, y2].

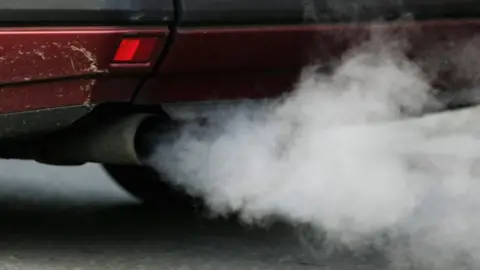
[[0, 0, 478, 204]]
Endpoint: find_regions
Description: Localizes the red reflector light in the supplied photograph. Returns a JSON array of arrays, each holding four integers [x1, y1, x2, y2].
[[113, 37, 159, 63]]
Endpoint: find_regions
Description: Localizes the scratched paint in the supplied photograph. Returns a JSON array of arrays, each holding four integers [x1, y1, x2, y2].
[[0, 28, 126, 84], [0, 77, 146, 114], [0, 27, 167, 114], [1, 41, 101, 82], [0, 79, 93, 114]]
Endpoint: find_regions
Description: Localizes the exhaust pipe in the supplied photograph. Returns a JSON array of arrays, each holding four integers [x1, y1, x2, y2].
[[28, 103, 480, 166], [34, 113, 178, 166]]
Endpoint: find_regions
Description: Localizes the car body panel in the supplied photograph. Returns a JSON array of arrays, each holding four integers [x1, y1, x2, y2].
[[0, 27, 168, 114], [2, 0, 480, 141], [0, 0, 174, 140], [0, 78, 145, 114], [135, 19, 480, 105], [135, 25, 322, 104]]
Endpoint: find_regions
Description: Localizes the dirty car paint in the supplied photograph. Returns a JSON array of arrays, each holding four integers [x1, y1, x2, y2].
[[0, 27, 167, 114]]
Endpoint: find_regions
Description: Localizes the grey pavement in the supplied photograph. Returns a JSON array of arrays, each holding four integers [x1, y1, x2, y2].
[[0, 160, 386, 270]]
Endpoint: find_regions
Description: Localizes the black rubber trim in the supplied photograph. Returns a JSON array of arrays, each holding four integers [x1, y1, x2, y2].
[[0, 71, 156, 88], [178, 0, 480, 26], [0, 72, 108, 88], [0, 11, 173, 26], [0, 0, 174, 25], [0, 0, 478, 26], [179, 0, 307, 26]]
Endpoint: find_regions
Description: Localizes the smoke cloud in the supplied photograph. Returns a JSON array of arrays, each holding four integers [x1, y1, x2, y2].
[[146, 29, 480, 269]]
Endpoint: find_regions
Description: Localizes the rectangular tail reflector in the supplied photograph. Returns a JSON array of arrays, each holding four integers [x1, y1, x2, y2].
[[113, 37, 159, 63]]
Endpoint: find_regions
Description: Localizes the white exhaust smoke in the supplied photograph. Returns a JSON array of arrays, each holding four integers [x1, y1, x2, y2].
[[147, 32, 480, 269]]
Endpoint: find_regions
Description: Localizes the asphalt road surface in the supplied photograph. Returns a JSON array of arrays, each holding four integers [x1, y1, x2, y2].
[[0, 160, 387, 270]]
